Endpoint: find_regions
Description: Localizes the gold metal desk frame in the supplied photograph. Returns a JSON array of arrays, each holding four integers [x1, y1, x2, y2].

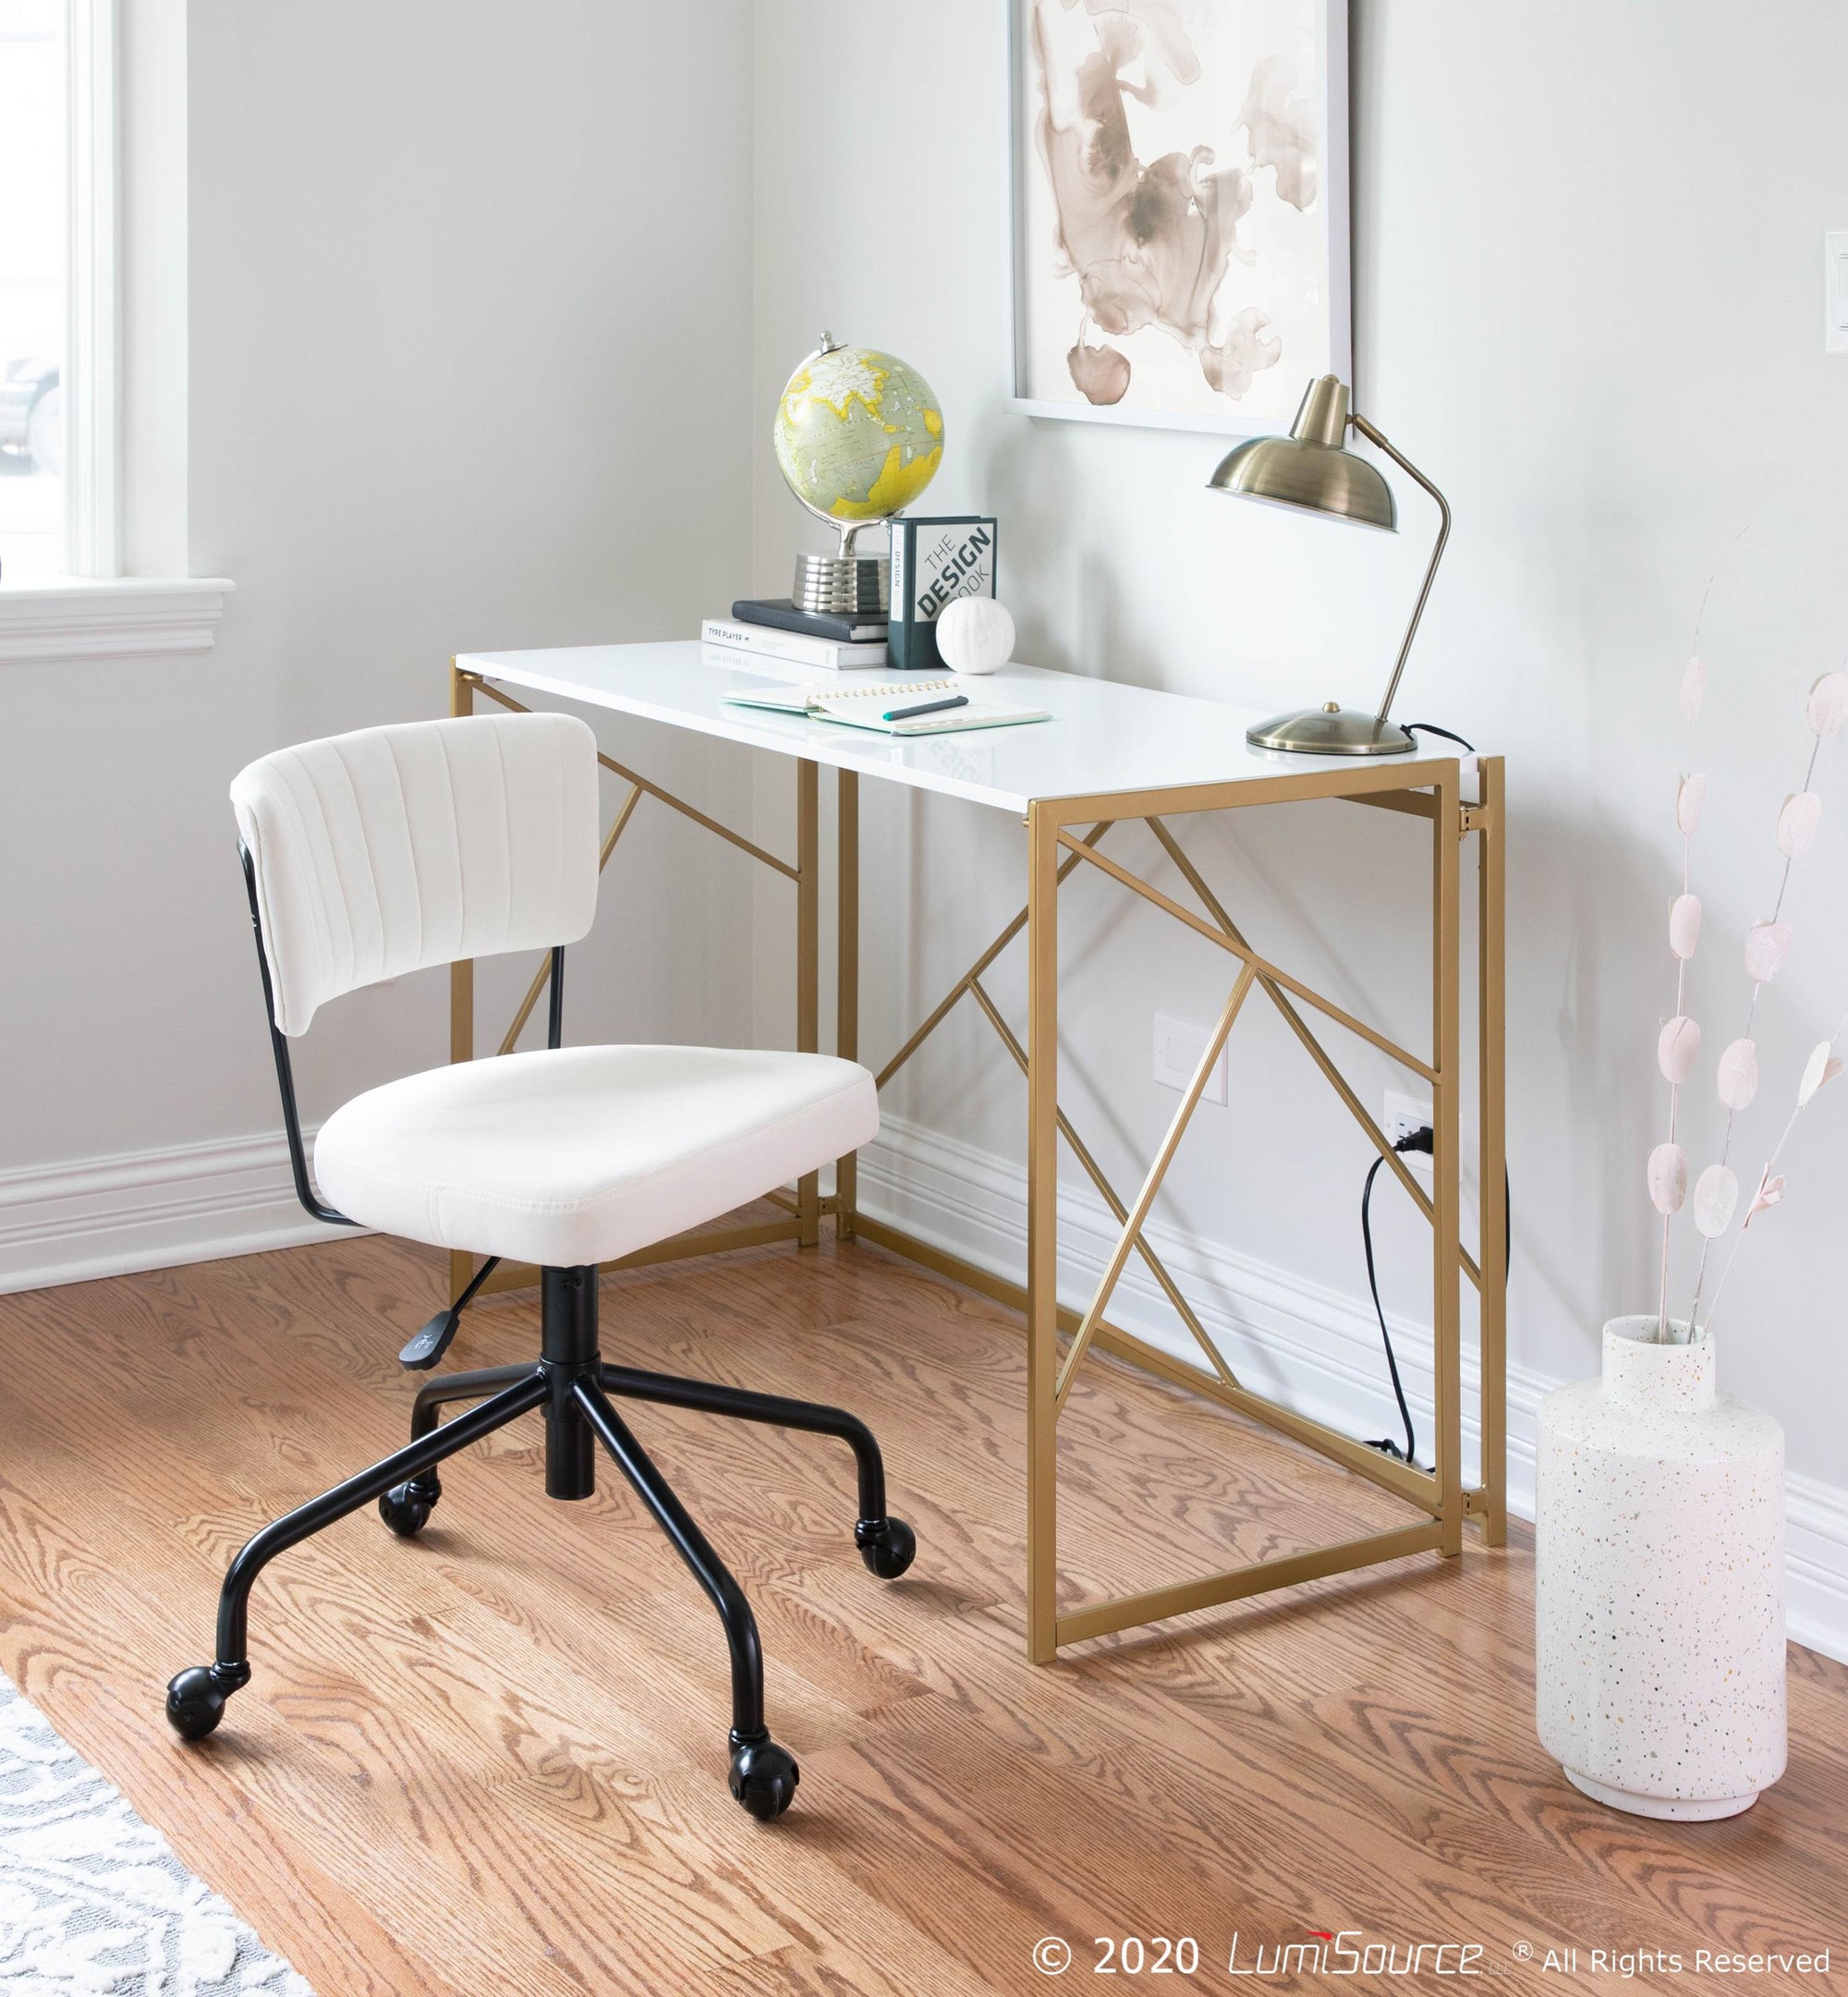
[[447, 661, 1507, 1663]]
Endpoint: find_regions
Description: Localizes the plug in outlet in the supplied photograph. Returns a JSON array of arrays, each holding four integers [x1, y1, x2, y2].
[[1383, 1090, 1434, 1170], [1153, 1013, 1229, 1105]]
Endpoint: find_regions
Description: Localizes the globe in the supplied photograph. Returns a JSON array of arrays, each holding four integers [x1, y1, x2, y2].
[[773, 337, 943, 529]]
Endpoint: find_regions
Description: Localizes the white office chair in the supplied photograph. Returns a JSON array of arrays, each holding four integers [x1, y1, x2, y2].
[[164, 712, 914, 1820]]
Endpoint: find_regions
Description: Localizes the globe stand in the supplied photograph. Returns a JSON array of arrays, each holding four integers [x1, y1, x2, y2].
[[793, 534, 889, 618]]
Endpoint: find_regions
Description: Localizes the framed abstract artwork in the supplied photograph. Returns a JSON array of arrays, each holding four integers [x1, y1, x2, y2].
[[1009, 0, 1350, 437]]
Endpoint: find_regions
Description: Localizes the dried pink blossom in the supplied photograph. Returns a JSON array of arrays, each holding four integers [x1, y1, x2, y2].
[[1777, 791, 1822, 858], [1744, 919, 1792, 984], [1798, 1040, 1844, 1106], [1676, 773, 1708, 837], [1742, 1170, 1786, 1228], [1680, 656, 1706, 723], [1657, 1015, 1702, 1083], [1668, 893, 1702, 959], [1805, 671, 1848, 737], [1647, 1142, 1688, 1215], [1693, 1163, 1739, 1238], [1716, 1037, 1759, 1110]]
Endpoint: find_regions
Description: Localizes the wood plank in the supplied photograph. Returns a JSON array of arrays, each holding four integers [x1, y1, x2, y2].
[[1, 1227, 1842, 1993]]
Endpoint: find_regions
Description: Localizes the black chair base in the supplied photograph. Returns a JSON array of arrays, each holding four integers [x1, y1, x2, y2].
[[164, 1263, 915, 1820]]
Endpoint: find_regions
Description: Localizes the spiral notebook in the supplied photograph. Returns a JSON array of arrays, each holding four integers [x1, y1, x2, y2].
[[721, 676, 1050, 737]]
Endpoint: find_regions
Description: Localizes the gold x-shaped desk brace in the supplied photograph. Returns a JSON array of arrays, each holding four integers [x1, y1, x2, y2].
[[446, 664, 1507, 1662]]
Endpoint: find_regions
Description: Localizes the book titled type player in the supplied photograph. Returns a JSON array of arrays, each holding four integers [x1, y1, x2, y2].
[[701, 616, 891, 671]]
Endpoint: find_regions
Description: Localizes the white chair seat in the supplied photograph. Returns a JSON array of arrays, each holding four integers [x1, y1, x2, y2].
[[315, 1044, 877, 1269]]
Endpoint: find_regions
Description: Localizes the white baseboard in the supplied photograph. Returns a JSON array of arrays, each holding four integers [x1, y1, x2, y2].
[[0, 1129, 349, 1294], [2, 1113, 1842, 1664], [857, 1113, 1848, 1666]]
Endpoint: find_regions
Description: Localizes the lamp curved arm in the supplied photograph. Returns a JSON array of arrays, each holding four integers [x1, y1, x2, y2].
[[1350, 410, 1451, 725]]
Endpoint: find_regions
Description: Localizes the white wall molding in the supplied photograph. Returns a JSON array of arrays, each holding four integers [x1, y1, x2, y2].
[[857, 1113, 1848, 1666], [0, 577, 233, 664], [0, 1126, 348, 1294]]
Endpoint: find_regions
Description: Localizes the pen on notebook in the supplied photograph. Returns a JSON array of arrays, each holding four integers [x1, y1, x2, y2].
[[882, 695, 968, 722]]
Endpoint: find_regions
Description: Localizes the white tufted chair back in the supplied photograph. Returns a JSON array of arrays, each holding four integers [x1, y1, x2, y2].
[[230, 712, 600, 1036]]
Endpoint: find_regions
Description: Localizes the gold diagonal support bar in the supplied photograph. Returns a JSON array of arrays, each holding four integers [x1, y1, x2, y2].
[[874, 822, 1112, 1091], [1055, 963, 1258, 1412], [966, 976, 1241, 1395], [595, 749, 798, 881], [1058, 833, 1437, 1084], [851, 1213, 1442, 1514], [1144, 816, 1481, 1290], [1055, 1520, 1446, 1648], [461, 670, 799, 880], [463, 674, 530, 715], [496, 782, 645, 1056]]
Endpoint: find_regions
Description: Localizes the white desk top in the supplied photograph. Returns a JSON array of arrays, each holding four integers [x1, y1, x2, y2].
[[457, 641, 1462, 816]]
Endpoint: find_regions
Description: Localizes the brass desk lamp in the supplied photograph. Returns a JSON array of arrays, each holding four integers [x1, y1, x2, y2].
[[1208, 375, 1450, 756]]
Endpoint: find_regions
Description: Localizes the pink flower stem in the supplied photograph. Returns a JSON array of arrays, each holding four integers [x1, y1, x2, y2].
[[1686, 733, 1821, 1333]]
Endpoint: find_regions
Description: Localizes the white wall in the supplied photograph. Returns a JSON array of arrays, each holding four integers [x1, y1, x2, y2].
[[2, 3, 760, 1263], [751, 0, 1848, 1638]]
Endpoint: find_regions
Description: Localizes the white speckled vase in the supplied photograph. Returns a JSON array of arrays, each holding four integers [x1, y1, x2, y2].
[[1535, 1317, 1785, 1820]]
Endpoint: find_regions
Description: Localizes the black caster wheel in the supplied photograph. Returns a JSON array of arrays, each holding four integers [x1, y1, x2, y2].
[[728, 1731, 799, 1820], [164, 1662, 247, 1740], [379, 1477, 438, 1538], [856, 1516, 917, 1580]]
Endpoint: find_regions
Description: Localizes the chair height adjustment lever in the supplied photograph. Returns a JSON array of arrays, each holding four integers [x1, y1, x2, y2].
[[398, 1255, 500, 1371], [398, 1308, 462, 1370]]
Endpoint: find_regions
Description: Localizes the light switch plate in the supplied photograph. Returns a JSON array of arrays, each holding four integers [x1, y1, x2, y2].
[[1827, 230, 1848, 354], [1153, 1012, 1229, 1106]]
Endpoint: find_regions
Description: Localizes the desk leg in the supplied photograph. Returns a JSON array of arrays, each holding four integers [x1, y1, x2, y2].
[[448, 660, 476, 1302], [796, 759, 821, 1247], [1477, 757, 1509, 1545], [1432, 762, 1465, 1556], [835, 768, 859, 1241], [1026, 801, 1061, 1662]]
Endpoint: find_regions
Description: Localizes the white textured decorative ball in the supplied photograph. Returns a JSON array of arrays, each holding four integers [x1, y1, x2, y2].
[[935, 596, 1015, 676]]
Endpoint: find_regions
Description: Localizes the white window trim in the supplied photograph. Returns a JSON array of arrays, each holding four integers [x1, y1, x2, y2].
[[0, 575, 231, 664], [0, 0, 226, 662], [67, 0, 117, 577]]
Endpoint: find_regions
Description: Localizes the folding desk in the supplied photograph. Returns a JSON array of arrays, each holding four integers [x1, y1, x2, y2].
[[447, 641, 1507, 1662]]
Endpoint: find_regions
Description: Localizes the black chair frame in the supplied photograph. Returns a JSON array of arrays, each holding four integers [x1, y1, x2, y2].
[[164, 845, 915, 1820]]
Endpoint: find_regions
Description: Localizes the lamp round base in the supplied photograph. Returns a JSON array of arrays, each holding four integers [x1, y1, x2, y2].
[[1245, 706, 1416, 756]]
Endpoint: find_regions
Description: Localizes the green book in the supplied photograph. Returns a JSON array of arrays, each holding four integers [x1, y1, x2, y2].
[[888, 516, 999, 673]]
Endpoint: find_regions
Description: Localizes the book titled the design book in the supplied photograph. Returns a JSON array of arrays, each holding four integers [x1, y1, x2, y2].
[[888, 516, 998, 672]]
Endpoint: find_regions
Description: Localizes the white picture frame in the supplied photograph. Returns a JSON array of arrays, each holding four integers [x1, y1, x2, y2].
[[1007, 0, 1351, 439]]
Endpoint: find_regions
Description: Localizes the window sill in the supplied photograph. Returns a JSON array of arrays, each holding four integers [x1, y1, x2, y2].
[[0, 576, 234, 665]]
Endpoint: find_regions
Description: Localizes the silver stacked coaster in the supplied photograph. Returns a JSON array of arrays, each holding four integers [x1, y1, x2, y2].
[[793, 552, 890, 616]]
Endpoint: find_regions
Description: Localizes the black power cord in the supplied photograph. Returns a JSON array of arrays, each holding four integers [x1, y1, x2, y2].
[[1358, 719, 1481, 1469], [1361, 1126, 1514, 1472], [1362, 1129, 1431, 1467], [1404, 721, 1477, 752]]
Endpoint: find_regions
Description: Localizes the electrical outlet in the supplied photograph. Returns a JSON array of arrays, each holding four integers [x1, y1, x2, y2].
[[1153, 1012, 1229, 1106], [1383, 1089, 1434, 1169]]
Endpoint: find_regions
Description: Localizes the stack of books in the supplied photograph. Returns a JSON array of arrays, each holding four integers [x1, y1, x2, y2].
[[701, 598, 890, 672]]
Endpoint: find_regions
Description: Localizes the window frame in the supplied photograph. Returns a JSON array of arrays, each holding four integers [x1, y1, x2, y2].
[[0, 0, 231, 662], [66, 0, 116, 577]]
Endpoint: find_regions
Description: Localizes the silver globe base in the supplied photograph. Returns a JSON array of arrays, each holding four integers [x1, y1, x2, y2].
[[793, 553, 889, 617], [1245, 704, 1416, 756]]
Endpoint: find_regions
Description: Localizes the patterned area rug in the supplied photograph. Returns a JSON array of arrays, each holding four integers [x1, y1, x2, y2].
[[0, 1673, 312, 1994]]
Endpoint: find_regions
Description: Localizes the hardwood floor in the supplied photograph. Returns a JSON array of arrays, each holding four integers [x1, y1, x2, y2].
[[1, 1224, 1842, 1995]]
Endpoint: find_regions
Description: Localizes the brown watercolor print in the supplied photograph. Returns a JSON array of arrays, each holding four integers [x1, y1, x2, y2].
[[1015, 0, 1346, 430]]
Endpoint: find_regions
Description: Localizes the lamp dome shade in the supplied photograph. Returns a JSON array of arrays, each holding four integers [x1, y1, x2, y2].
[[1207, 375, 1396, 531]]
